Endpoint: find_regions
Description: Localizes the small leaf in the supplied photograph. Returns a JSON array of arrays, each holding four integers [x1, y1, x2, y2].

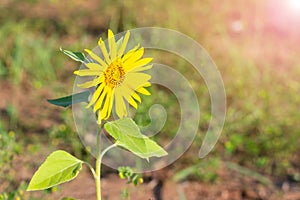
[[118, 166, 143, 186], [47, 91, 90, 108], [27, 150, 83, 191], [60, 48, 86, 63], [104, 118, 168, 160]]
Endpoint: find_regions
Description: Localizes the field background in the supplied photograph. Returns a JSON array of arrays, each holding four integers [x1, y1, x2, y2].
[[1, 0, 300, 199]]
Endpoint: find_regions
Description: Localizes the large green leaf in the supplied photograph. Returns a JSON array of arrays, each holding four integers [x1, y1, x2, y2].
[[27, 150, 83, 191], [47, 91, 90, 108], [104, 118, 168, 161], [60, 48, 86, 63]]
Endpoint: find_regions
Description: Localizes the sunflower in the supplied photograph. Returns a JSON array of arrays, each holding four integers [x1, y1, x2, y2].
[[74, 29, 152, 124]]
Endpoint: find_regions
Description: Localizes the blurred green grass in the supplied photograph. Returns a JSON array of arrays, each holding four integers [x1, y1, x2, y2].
[[1, 0, 300, 198]]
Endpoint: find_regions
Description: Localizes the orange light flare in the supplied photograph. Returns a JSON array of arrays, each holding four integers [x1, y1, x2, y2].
[[266, 0, 300, 33], [286, 0, 300, 13]]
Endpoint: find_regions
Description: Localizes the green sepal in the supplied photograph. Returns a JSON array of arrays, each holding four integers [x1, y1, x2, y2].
[[60, 48, 86, 63]]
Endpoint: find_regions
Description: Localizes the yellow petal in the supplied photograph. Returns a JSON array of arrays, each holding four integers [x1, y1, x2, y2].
[[84, 49, 107, 67], [122, 97, 127, 116], [104, 88, 115, 120], [116, 84, 133, 100], [124, 58, 153, 72], [100, 109, 106, 120], [74, 70, 102, 76], [100, 88, 112, 119], [118, 31, 130, 57], [108, 29, 117, 61], [116, 85, 142, 103], [98, 38, 111, 63], [93, 86, 108, 112], [115, 90, 126, 118], [77, 77, 101, 88], [136, 87, 151, 95], [131, 64, 153, 73], [131, 92, 141, 103], [85, 63, 104, 71], [123, 47, 144, 64], [86, 82, 105, 108], [128, 96, 138, 109], [116, 85, 140, 108], [123, 72, 151, 90], [142, 82, 151, 87], [121, 44, 140, 61]]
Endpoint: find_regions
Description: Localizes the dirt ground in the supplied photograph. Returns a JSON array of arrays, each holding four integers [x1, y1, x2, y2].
[[16, 159, 300, 200], [8, 141, 300, 200]]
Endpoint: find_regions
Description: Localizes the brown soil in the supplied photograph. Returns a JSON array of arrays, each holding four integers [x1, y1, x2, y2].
[[20, 163, 300, 200]]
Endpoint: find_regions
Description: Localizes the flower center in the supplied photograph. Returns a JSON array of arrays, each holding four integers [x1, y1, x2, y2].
[[104, 59, 125, 88]]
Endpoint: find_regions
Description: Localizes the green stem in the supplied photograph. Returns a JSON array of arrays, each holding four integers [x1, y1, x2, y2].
[[85, 162, 96, 178], [95, 154, 101, 200], [95, 129, 118, 200], [100, 143, 118, 162], [95, 129, 102, 200]]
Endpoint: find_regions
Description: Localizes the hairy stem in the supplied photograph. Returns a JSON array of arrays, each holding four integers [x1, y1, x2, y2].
[[95, 129, 118, 200], [95, 155, 101, 200], [95, 130, 102, 200], [100, 143, 118, 161]]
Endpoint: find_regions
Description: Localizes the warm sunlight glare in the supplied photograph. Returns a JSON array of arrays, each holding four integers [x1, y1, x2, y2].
[[266, 0, 300, 33], [287, 0, 300, 12]]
